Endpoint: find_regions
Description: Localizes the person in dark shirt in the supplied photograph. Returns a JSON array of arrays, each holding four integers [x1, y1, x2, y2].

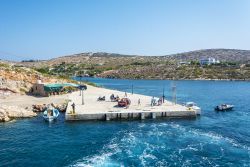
[[71, 103, 75, 114]]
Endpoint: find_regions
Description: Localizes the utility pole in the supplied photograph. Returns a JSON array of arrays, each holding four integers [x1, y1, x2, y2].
[[132, 84, 134, 95], [79, 73, 82, 96], [82, 89, 84, 105], [172, 82, 177, 105]]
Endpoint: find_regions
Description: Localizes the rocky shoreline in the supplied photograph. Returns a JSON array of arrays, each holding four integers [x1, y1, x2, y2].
[[0, 105, 37, 122], [0, 102, 68, 122], [0, 61, 74, 122], [0, 92, 70, 122]]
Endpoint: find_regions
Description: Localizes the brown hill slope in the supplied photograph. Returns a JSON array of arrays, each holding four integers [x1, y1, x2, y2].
[[0, 61, 72, 94], [166, 49, 250, 63], [17, 49, 250, 68], [9, 49, 250, 80]]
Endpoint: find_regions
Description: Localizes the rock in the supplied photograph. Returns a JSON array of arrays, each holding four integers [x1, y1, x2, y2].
[[0, 105, 37, 122], [7, 106, 36, 118], [32, 104, 47, 112], [0, 109, 10, 122], [55, 104, 67, 112], [32, 103, 67, 112]]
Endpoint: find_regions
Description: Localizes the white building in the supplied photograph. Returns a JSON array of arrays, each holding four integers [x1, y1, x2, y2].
[[179, 61, 191, 65], [200, 57, 220, 65]]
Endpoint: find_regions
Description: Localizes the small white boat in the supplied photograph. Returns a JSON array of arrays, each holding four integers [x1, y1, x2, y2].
[[43, 108, 60, 122], [185, 102, 201, 115], [215, 104, 234, 111]]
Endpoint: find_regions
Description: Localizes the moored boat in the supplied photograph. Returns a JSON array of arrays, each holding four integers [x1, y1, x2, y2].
[[185, 102, 201, 115], [215, 104, 234, 111], [43, 107, 60, 122]]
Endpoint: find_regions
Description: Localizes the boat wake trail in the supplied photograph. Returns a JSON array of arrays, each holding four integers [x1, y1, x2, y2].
[[69, 122, 250, 167]]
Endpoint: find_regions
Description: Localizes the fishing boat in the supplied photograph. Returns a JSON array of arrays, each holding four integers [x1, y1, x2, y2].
[[43, 106, 60, 122], [215, 104, 234, 111], [185, 102, 201, 115]]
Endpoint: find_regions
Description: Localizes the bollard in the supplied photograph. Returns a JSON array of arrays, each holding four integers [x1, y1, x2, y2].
[[140, 113, 145, 120], [152, 112, 156, 119], [105, 114, 110, 121]]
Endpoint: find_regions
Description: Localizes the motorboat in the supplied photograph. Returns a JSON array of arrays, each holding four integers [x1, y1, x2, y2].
[[185, 102, 201, 115], [43, 107, 60, 122], [215, 104, 234, 111]]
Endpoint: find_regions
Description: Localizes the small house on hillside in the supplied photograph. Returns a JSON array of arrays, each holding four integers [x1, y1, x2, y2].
[[179, 61, 191, 65], [31, 80, 80, 97], [200, 57, 220, 65]]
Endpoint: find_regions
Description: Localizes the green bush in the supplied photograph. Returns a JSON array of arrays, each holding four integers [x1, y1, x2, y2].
[[35, 68, 49, 74]]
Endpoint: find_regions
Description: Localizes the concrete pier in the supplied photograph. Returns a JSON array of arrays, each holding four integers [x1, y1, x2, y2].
[[65, 85, 199, 121]]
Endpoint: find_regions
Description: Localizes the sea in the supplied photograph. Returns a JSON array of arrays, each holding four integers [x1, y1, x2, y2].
[[0, 78, 250, 167]]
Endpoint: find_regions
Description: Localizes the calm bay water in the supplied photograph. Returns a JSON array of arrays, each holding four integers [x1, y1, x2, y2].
[[1, 78, 250, 167]]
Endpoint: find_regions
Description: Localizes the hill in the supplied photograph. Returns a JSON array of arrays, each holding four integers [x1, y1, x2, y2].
[[0, 61, 73, 94], [17, 49, 250, 67], [166, 49, 250, 63], [11, 49, 250, 80]]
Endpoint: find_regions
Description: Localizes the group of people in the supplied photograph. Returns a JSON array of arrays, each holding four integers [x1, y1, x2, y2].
[[151, 96, 164, 106], [100, 92, 165, 107], [70, 92, 165, 113], [110, 94, 120, 102], [97, 96, 105, 101]]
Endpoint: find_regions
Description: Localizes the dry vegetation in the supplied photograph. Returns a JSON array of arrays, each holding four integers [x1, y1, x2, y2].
[[0, 61, 74, 93], [12, 49, 250, 80]]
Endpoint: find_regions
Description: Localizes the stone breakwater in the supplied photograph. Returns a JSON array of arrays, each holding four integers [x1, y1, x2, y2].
[[0, 105, 37, 122]]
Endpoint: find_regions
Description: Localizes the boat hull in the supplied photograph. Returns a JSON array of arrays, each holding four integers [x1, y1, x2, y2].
[[43, 109, 60, 122], [43, 116, 58, 122], [215, 106, 234, 111]]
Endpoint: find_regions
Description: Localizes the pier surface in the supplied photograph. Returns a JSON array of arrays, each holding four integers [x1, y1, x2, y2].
[[65, 85, 198, 121]]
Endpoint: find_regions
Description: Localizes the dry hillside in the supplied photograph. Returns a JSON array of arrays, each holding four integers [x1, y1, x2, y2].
[[7, 49, 250, 80], [0, 61, 72, 94]]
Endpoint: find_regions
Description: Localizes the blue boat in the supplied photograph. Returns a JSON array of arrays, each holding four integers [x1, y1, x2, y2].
[[43, 107, 60, 122]]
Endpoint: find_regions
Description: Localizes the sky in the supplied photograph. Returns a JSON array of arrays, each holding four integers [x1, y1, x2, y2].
[[0, 0, 250, 61]]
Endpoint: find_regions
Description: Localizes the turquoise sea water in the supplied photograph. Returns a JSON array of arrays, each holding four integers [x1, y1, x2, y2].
[[1, 78, 250, 167]]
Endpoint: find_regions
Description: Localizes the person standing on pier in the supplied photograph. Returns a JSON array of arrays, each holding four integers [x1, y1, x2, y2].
[[138, 98, 141, 106], [71, 103, 75, 114], [151, 97, 155, 106]]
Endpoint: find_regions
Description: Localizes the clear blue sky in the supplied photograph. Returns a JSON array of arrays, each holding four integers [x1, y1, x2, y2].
[[1, 0, 250, 61]]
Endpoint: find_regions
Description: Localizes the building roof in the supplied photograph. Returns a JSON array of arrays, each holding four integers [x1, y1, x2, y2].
[[44, 83, 79, 92]]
